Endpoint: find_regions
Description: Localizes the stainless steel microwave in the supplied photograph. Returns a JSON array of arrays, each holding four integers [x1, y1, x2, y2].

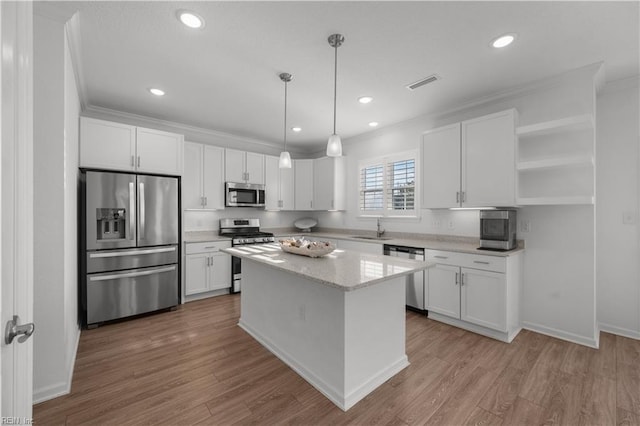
[[225, 182, 266, 207], [479, 210, 517, 251]]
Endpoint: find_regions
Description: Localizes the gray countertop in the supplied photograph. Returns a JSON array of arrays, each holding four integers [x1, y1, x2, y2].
[[185, 228, 524, 257], [223, 243, 433, 291]]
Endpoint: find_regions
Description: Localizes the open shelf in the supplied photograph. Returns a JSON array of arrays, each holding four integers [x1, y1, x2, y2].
[[516, 195, 594, 206], [516, 154, 594, 171], [516, 114, 594, 138]]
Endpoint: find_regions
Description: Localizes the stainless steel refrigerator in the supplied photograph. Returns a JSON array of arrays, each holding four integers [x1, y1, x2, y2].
[[80, 170, 180, 328]]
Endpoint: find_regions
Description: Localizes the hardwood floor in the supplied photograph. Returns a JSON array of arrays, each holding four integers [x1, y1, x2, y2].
[[34, 294, 640, 425]]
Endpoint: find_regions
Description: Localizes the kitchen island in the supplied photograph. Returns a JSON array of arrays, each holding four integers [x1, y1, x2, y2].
[[223, 243, 433, 411]]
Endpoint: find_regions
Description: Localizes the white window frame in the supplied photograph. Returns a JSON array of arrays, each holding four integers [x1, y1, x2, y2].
[[358, 150, 419, 218]]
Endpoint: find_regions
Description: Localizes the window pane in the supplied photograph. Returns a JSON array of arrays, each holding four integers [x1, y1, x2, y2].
[[360, 164, 384, 211], [387, 159, 415, 210]]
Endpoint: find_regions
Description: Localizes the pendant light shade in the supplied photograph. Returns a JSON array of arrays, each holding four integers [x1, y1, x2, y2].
[[327, 34, 344, 157], [279, 72, 293, 169]]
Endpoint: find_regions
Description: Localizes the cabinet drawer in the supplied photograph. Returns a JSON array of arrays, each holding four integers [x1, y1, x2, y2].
[[458, 254, 505, 273], [185, 241, 231, 254], [425, 250, 466, 266]]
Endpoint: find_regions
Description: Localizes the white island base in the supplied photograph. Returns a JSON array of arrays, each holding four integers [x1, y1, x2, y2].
[[239, 260, 409, 411]]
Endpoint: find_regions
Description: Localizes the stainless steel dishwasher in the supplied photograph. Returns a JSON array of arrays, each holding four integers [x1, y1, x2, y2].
[[383, 244, 426, 312]]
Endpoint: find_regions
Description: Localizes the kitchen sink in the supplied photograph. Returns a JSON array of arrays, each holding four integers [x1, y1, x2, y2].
[[350, 235, 393, 241]]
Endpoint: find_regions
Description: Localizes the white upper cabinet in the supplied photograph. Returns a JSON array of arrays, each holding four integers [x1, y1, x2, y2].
[[422, 124, 461, 209], [135, 127, 184, 175], [462, 109, 516, 207], [80, 117, 183, 176], [183, 142, 225, 210], [294, 159, 314, 210], [422, 109, 516, 208], [265, 155, 296, 211], [313, 157, 346, 211], [225, 149, 265, 185]]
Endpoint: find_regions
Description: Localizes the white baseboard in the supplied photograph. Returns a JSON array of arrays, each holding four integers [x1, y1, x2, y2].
[[599, 323, 640, 340], [239, 319, 408, 411], [33, 326, 80, 405], [522, 321, 598, 348]]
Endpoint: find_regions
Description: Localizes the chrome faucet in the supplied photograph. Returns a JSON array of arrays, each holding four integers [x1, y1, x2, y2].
[[376, 218, 385, 238]]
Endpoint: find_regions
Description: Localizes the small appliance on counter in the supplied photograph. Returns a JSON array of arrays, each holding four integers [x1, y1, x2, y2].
[[479, 210, 517, 251], [218, 218, 275, 293]]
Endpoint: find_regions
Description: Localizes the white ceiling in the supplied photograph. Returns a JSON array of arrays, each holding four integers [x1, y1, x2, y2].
[[42, 1, 639, 153]]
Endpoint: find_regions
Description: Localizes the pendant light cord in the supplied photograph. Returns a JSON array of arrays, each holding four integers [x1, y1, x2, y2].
[[333, 43, 338, 135], [283, 79, 288, 152]]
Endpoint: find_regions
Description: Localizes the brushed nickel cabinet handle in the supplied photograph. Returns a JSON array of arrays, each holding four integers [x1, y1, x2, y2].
[[473, 260, 490, 265]]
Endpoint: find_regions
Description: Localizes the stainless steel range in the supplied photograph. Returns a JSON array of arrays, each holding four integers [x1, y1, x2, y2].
[[219, 218, 275, 293]]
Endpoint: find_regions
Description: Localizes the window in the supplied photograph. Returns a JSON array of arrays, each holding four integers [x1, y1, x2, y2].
[[359, 151, 418, 216]]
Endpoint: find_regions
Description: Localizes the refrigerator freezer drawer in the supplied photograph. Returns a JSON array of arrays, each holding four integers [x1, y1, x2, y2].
[[87, 245, 178, 273], [87, 264, 178, 325]]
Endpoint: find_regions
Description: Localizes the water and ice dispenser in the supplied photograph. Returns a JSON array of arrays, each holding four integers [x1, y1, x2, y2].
[[96, 208, 126, 240]]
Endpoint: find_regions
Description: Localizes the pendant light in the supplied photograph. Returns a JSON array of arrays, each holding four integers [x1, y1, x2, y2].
[[326, 33, 344, 157], [278, 72, 292, 169]]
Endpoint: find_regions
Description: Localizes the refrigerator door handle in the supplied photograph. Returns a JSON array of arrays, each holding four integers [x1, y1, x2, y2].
[[129, 181, 135, 241], [89, 265, 176, 282], [89, 246, 177, 258], [139, 182, 145, 240]]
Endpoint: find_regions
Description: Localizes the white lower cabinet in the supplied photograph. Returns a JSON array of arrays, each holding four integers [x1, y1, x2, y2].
[[185, 241, 231, 297], [425, 250, 522, 342]]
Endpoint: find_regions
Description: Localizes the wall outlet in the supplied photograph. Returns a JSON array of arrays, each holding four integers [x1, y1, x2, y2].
[[520, 220, 531, 233], [432, 220, 441, 229], [447, 220, 455, 230], [623, 211, 637, 225]]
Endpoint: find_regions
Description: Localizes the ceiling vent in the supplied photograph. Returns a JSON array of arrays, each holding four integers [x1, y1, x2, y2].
[[406, 74, 440, 91]]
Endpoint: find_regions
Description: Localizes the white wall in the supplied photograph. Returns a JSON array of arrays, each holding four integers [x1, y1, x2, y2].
[[33, 12, 80, 403], [317, 64, 600, 346], [596, 77, 640, 339]]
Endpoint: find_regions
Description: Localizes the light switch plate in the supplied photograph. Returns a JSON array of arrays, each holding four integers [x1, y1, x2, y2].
[[520, 220, 531, 233]]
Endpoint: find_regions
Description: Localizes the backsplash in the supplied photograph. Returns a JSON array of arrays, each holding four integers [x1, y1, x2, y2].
[[183, 209, 318, 232]]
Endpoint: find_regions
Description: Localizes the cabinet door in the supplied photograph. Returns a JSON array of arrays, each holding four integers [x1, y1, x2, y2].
[[422, 123, 461, 208], [462, 109, 515, 207], [313, 157, 334, 210], [294, 159, 314, 210], [460, 268, 506, 331], [264, 155, 280, 210], [203, 145, 225, 210], [225, 149, 245, 182], [136, 127, 183, 176], [183, 142, 204, 209], [426, 264, 460, 318], [185, 253, 210, 295], [210, 252, 231, 290], [280, 164, 295, 210], [80, 117, 136, 171], [245, 152, 265, 184]]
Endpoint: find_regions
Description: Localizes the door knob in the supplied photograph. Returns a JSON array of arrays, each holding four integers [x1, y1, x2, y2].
[[4, 315, 35, 344]]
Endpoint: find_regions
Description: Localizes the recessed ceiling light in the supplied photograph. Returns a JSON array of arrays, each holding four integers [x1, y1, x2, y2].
[[491, 33, 516, 48], [369, 122, 379, 127], [177, 10, 205, 29], [358, 96, 373, 104], [291, 127, 302, 132], [149, 88, 165, 96]]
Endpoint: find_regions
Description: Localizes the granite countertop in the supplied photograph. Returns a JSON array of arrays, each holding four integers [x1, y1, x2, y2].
[[270, 229, 524, 257], [183, 231, 231, 243], [222, 243, 434, 292]]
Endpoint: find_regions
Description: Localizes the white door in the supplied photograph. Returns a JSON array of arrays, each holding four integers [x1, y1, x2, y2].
[[224, 149, 245, 183], [426, 264, 460, 318], [245, 152, 264, 185], [182, 142, 203, 209], [264, 155, 280, 210], [279, 164, 295, 210], [313, 157, 333, 210], [185, 253, 210, 296], [135, 127, 183, 176], [79, 117, 136, 171], [460, 268, 507, 332], [202, 145, 225, 210], [422, 123, 461, 208], [1, 1, 35, 417], [210, 253, 231, 291], [462, 109, 516, 207], [294, 159, 314, 210]]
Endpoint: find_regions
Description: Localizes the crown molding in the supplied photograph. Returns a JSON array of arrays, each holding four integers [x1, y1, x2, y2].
[[83, 105, 311, 156], [599, 75, 640, 95]]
